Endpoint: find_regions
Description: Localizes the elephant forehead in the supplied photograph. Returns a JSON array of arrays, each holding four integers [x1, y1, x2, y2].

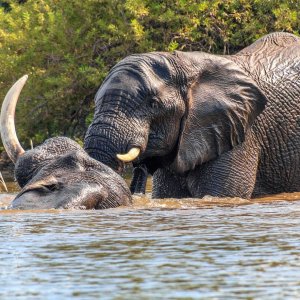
[[95, 71, 146, 104], [95, 53, 177, 102]]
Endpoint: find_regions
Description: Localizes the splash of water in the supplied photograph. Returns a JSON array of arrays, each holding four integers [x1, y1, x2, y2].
[[2, 192, 300, 212]]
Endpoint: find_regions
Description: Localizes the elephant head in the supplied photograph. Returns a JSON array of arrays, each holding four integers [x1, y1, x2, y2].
[[84, 51, 267, 192], [1, 76, 131, 209]]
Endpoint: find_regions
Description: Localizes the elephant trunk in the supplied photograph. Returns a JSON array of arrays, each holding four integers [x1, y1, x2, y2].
[[130, 164, 148, 194], [0, 76, 27, 164], [84, 121, 129, 171], [84, 109, 149, 172]]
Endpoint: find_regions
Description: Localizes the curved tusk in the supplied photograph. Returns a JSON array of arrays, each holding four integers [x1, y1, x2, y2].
[[116, 147, 140, 163], [0, 75, 28, 163], [0, 172, 8, 192]]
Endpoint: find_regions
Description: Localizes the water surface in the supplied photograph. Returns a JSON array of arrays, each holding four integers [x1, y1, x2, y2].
[[1, 181, 300, 299]]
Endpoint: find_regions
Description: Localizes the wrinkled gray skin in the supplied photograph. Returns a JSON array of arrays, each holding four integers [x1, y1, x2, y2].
[[11, 137, 131, 209], [84, 32, 300, 199]]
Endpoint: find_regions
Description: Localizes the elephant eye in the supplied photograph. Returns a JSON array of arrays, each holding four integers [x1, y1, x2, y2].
[[46, 184, 59, 191], [41, 183, 60, 192]]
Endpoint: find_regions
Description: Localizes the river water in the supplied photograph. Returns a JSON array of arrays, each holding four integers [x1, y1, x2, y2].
[[1, 180, 300, 299]]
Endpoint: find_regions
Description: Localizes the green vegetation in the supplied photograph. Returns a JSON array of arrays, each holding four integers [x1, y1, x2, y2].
[[0, 0, 299, 150]]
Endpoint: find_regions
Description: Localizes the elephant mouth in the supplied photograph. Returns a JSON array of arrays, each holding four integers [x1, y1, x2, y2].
[[116, 134, 178, 171], [116, 145, 168, 166]]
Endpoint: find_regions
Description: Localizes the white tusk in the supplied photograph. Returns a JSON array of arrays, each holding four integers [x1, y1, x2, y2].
[[0, 75, 27, 163], [116, 147, 140, 162], [0, 172, 8, 192]]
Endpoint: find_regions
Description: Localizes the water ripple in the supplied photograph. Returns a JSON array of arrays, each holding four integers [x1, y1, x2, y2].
[[1, 198, 300, 299]]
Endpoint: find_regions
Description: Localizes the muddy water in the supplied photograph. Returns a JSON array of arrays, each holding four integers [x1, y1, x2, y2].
[[1, 180, 300, 299]]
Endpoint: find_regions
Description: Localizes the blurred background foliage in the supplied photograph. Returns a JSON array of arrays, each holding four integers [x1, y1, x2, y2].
[[0, 0, 299, 151]]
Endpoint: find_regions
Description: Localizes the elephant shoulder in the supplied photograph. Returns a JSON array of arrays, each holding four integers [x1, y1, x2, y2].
[[237, 32, 300, 55]]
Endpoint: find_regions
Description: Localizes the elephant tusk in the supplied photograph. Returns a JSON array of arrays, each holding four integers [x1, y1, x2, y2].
[[0, 172, 8, 192], [116, 147, 140, 162], [0, 75, 27, 164]]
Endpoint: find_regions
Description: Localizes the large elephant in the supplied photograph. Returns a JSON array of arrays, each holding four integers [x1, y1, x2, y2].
[[0, 77, 131, 209], [84, 32, 300, 199]]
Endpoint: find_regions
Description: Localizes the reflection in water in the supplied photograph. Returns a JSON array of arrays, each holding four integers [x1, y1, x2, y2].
[[1, 180, 300, 298]]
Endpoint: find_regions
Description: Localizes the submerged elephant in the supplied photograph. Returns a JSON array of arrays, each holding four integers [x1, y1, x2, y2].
[[84, 32, 300, 199], [0, 77, 131, 209]]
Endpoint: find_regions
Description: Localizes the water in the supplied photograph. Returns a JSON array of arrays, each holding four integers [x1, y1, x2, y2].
[[1, 180, 300, 299]]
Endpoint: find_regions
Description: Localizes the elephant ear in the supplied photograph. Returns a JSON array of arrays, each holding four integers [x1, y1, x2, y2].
[[172, 55, 267, 173]]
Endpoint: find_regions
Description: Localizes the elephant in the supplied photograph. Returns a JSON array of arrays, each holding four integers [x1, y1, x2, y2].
[[0, 76, 132, 209], [84, 32, 300, 199]]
